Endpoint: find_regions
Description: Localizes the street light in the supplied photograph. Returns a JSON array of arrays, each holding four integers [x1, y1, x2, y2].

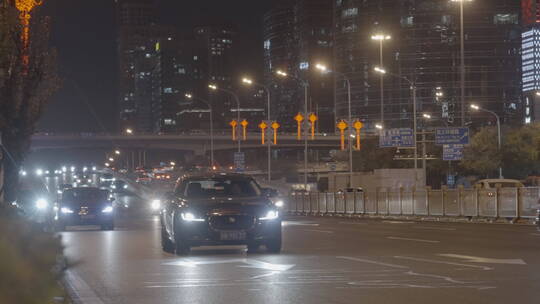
[[125, 128, 133, 135], [375, 124, 384, 130], [374, 66, 419, 187], [114, 150, 121, 155], [242, 77, 273, 181], [315, 63, 354, 187], [451, 0, 473, 126], [372, 33, 391, 126], [208, 84, 242, 154], [276, 70, 310, 191], [470, 104, 502, 178], [423, 114, 432, 119], [108, 157, 114, 162], [185, 93, 214, 168]]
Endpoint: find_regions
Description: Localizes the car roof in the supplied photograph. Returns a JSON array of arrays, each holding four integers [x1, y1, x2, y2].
[[180, 172, 254, 181], [476, 179, 522, 183]]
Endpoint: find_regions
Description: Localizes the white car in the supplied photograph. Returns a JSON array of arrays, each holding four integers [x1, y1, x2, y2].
[[474, 179, 524, 189]]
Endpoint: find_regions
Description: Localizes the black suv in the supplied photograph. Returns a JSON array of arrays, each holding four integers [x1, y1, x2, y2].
[[56, 187, 115, 230], [161, 173, 282, 255]]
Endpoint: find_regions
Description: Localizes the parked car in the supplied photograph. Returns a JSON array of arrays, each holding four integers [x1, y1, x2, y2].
[[160, 173, 282, 255], [136, 174, 152, 185]]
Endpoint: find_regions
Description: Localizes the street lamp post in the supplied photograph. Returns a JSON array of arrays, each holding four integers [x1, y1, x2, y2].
[[276, 70, 309, 191], [371, 34, 391, 126], [315, 64, 353, 187], [375, 67, 419, 187], [209, 84, 241, 153], [470, 104, 502, 178], [451, 0, 472, 126], [242, 77, 272, 181], [185, 93, 214, 168]]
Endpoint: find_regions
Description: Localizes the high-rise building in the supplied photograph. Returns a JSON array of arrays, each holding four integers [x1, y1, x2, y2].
[[263, 4, 298, 130], [115, 0, 170, 132], [333, 0, 522, 130], [522, 0, 540, 124], [263, 0, 334, 132]]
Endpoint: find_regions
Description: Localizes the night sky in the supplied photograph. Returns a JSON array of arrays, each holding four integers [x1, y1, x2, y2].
[[37, 0, 273, 133]]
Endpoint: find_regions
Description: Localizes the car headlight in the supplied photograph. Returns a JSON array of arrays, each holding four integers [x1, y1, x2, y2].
[[151, 199, 161, 211], [111, 185, 116, 189], [36, 198, 48, 210], [259, 210, 279, 221], [181, 212, 205, 222], [57, 190, 63, 194], [274, 200, 284, 208], [123, 184, 128, 189], [102, 206, 114, 213], [61, 207, 74, 214]]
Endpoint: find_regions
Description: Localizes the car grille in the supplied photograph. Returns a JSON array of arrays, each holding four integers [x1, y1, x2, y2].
[[210, 215, 255, 231]]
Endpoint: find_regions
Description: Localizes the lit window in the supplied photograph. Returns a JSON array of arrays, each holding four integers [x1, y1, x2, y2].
[[494, 13, 518, 25], [342, 24, 357, 33], [342, 8, 358, 18], [401, 16, 414, 27], [264, 39, 271, 50], [164, 119, 176, 125], [299, 62, 309, 70], [164, 88, 173, 93], [193, 56, 198, 61]]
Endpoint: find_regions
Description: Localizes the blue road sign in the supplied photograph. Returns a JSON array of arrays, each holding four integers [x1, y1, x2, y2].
[[379, 128, 415, 148], [234, 152, 245, 172], [436, 128, 470, 145], [443, 144, 465, 161]]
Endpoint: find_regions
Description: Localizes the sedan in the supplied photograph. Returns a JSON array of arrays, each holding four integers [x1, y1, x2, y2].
[[161, 173, 282, 255], [56, 187, 115, 231]]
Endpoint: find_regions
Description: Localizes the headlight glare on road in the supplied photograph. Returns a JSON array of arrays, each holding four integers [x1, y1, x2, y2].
[[151, 199, 161, 210], [36, 198, 48, 210], [102, 206, 114, 213], [275, 200, 284, 208], [259, 210, 279, 221], [61, 207, 74, 214], [181, 212, 205, 222]]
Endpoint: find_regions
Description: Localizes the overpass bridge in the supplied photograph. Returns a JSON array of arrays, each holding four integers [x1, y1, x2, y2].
[[30, 132, 366, 154]]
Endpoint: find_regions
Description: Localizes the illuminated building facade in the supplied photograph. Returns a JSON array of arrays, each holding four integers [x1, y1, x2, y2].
[[522, 0, 540, 124]]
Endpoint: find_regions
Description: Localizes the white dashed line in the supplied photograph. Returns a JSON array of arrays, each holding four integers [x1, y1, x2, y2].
[[387, 236, 440, 243]]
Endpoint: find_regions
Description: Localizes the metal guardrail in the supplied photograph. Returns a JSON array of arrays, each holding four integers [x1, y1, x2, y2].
[[287, 187, 540, 220]]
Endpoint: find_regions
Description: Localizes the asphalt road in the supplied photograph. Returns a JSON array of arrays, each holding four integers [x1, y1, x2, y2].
[[61, 200, 540, 304]]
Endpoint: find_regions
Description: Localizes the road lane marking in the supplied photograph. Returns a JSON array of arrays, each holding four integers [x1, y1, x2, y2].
[[438, 254, 527, 265], [64, 270, 106, 304], [249, 271, 280, 280], [382, 221, 412, 224], [336, 256, 409, 269], [393, 256, 493, 271], [163, 258, 295, 271], [304, 229, 334, 234], [339, 221, 368, 225], [387, 236, 440, 243], [284, 221, 320, 226], [414, 226, 456, 231]]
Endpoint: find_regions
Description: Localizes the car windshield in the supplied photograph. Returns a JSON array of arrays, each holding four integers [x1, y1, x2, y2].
[[62, 188, 108, 202], [181, 177, 261, 198]]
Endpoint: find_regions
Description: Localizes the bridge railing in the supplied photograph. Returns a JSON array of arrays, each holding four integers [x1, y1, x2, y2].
[[287, 187, 540, 220]]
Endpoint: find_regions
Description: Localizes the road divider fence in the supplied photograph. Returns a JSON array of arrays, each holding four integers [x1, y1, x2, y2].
[[287, 187, 540, 220]]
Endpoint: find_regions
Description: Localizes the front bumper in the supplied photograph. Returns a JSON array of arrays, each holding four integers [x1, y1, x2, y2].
[[177, 218, 281, 246], [58, 213, 114, 226]]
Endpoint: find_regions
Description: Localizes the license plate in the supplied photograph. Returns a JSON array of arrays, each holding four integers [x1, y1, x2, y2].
[[81, 215, 95, 220], [220, 231, 246, 241]]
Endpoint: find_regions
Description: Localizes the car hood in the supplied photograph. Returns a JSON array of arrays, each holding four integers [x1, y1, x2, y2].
[[184, 197, 272, 216], [62, 199, 109, 209]]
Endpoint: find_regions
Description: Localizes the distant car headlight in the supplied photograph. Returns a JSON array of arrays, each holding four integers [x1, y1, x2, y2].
[[61, 207, 74, 214], [274, 200, 284, 208], [259, 210, 279, 221], [102, 206, 114, 213], [123, 184, 128, 189], [35, 198, 48, 210], [181, 212, 205, 222], [57, 190, 63, 194], [151, 199, 161, 211], [111, 185, 117, 189]]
